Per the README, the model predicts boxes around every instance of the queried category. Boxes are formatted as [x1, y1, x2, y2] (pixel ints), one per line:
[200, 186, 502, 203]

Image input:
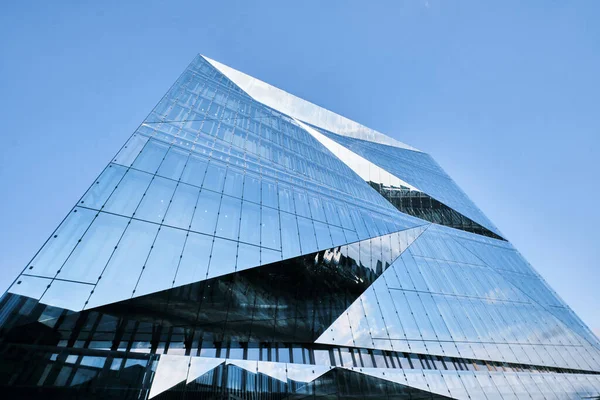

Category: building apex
[200, 54, 421, 152]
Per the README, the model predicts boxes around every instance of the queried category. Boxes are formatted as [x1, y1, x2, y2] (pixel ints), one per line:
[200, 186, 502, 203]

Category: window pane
[309, 194, 326, 222]
[314, 221, 333, 249]
[336, 203, 354, 230]
[330, 226, 346, 247]
[390, 290, 420, 340]
[293, 189, 311, 218]
[216, 195, 241, 240]
[202, 161, 227, 192]
[80, 164, 127, 210]
[173, 232, 212, 286]
[135, 176, 177, 223]
[223, 168, 244, 199]
[261, 248, 281, 265]
[313, 350, 331, 366]
[261, 206, 280, 250]
[239, 201, 261, 246]
[403, 254, 429, 292]
[347, 301, 372, 348]
[243, 173, 261, 204]
[157, 147, 188, 180]
[280, 212, 300, 259]
[40, 280, 92, 311]
[236, 242, 261, 272]
[114, 134, 148, 167]
[207, 238, 237, 278]
[190, 190, 221, 235]
[349, 208, 369, 239]
[60, 212, 129, 283]
[86, 220, 158, 308]
[343, 229, 359, 243]
[372, 280, 405, 341]
[28, 208, 97, 279]
[404, 291, 436, 341]
[132, 140, 169, 173]
[180, 154, 208, 187]
[261, 179, 278, 209]
[232, 127, 246, 148]
[135, 227, 186, 297]
[103, 169, 153, 217]
[163, 183, 199, 229]
[322, 198, 341, 226]
[8, 275, 52, 300]
[297, 216, 318, 254]
[278, 184, 294, 213]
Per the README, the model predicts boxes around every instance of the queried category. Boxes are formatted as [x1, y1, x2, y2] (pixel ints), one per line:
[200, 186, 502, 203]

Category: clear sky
[1, 1, 598, 337]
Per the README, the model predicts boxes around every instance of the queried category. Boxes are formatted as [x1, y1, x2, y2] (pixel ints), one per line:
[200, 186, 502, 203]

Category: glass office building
[1, 55, 599, 399]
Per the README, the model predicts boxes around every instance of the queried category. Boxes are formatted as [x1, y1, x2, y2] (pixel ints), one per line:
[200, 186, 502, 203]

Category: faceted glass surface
[0, 54, 598, 399]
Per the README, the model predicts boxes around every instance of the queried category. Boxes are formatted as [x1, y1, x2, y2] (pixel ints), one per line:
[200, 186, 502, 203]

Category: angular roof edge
[201, 55, 420, 152]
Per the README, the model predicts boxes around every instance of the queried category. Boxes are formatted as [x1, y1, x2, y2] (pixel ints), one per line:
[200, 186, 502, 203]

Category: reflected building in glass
[1, 54, 599, 399]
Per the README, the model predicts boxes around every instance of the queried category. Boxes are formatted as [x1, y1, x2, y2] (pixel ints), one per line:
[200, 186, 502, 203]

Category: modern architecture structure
[1, 54, 599, 399]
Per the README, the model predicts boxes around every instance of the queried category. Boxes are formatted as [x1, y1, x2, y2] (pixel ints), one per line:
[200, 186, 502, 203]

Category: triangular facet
[149, 355, 189, 399]
[187, 357, 224, 383]
[316, 225, 428, 347]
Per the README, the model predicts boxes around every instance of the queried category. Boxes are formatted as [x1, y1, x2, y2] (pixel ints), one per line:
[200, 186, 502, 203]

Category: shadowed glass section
[314, 126, 502, 238]
[368, 181, 504, 240]
[1, 322, 598, 400]
[0, 344, 157, 399]
[0, 227, 424, 356]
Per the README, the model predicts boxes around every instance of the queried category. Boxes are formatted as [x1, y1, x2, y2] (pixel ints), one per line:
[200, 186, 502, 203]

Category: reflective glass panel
[135, 226, 186, 297]
[87, 219, 158, 307]
[297, 216, 318, 254]
[103, 169, 153, 217]
[157, 147, 188, 180]
[135, 176, 177, 223]
[261, 206, 280, 250]
[190, 190, 221, 234]
[28, 208, 97, 279]
[216, 195, 242, 240]
[173, 231, 212, 286]
[59, 212, 129, 283]
[132, 140, 169, 173]
[80, 164, 127, 210]
[207, 238, 237, 278]
[163, 183, 200, 229]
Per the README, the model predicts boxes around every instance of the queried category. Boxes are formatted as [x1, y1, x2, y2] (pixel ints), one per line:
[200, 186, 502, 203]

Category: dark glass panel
[368, 181, 505, 240]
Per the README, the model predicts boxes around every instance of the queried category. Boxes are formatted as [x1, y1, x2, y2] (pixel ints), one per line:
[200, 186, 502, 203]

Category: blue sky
[1, 1, 598, 336]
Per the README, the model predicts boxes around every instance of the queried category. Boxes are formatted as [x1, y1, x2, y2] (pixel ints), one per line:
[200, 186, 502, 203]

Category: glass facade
[0, 54, 598, 399]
